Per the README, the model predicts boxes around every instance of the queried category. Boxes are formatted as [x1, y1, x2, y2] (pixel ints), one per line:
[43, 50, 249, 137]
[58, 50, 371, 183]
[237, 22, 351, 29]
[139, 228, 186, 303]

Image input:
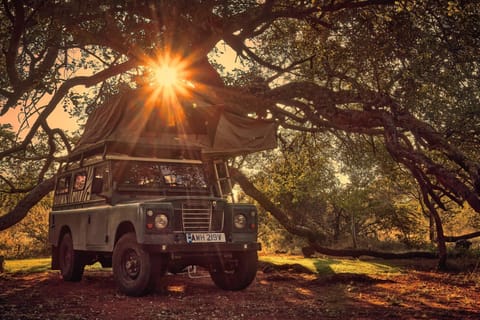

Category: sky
[0, 42, 240, 136]
[1, 102, 79, 134]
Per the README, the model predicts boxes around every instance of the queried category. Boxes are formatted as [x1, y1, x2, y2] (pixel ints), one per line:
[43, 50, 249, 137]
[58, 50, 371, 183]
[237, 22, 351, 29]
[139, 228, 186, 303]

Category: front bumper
[144, 241, 261, 254]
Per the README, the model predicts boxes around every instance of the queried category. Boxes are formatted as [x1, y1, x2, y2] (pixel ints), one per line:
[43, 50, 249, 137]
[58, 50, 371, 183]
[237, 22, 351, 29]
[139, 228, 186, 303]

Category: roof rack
[65, 139, 203, 166]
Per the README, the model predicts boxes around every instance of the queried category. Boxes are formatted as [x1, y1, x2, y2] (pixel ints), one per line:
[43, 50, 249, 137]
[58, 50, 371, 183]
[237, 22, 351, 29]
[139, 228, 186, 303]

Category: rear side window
[55, 175, 71, 194]
[73, 172, 87, 191]
[94, 164, 110, 193]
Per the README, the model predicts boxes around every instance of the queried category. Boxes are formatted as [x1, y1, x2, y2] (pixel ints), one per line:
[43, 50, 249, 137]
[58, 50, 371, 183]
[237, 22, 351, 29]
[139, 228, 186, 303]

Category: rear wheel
[210, 251, 258, 291]
[113, 232, 154, 296]
[58, 233, 84, 282]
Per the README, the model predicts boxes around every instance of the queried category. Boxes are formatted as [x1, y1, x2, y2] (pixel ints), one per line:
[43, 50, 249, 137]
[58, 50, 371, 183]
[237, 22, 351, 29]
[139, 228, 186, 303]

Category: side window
[73, 172, 87, 191]
[55, 175, 71, 195]
[94, 164, 110, 193]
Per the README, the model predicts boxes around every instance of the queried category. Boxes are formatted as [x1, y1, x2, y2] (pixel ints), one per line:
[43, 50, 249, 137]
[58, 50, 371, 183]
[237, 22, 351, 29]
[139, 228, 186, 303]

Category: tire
[210, 251, 258, 291]
[112, 232, 153, 296]
[58, 233, 85, 282]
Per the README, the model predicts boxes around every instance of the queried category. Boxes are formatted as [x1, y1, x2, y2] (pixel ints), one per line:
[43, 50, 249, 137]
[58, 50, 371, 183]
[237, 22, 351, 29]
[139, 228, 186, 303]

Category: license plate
[186, 233, 226, 243]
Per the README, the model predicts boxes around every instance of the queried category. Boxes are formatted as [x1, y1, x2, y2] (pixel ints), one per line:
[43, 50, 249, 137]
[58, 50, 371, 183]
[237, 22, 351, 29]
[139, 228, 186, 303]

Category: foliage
[251, 131, 430, 253]
[260, 255, 401, 275]
[258, 210, 309, 254]
[334, 135, 430, 248]
[0, 193, 51, 259]
[0, 124, 53, 258]
[250, 131, 335, 252]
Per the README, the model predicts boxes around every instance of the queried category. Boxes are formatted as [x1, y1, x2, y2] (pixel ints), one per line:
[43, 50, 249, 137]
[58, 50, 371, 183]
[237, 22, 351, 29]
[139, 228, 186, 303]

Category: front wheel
[210, 251, 258, 291]
[112, 232, 153, 296]
[58, 233, 85, 282]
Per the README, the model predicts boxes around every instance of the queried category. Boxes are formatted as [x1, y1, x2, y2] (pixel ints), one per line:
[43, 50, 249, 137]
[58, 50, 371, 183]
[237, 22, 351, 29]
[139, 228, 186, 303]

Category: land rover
[49, 142, 260, 296]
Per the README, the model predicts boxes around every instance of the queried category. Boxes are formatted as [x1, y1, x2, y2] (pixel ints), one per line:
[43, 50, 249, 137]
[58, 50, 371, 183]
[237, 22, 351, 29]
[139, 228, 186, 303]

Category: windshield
[115, 161, 207, 189]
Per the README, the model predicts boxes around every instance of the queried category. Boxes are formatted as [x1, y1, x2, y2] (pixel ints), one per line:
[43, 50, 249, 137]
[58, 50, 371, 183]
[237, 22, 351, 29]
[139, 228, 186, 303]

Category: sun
[152, 64, 180, 88]
[147, 53, 192, 93]
[143, 54, 193, 127]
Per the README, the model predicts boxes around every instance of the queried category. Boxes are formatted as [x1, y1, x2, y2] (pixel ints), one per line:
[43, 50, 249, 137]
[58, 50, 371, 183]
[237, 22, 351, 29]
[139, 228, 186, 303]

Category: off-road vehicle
[49, 89, 275, 296]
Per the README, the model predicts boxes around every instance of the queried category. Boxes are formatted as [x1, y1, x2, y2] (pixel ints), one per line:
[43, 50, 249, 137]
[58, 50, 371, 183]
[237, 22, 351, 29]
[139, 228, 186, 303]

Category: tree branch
[230, 166, 323, 241]
[5, 0, 24, 88]
[444, 231, 480, 243]
[0, 58, 137, 159]
[0, 177, 55, 231]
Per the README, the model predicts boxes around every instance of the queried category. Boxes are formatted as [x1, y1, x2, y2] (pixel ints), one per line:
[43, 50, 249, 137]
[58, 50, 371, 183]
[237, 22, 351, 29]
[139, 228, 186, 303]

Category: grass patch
[5, 255, 401, 276]
[3, 258, 108, 275]
[4, 257, 51, 274]
[85, 262, 111, 271]
[260, 255, 401, 275]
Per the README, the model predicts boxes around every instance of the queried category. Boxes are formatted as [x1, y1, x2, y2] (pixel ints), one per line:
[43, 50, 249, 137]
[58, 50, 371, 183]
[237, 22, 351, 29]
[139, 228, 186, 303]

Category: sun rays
[143, 53, 193, 128]
[152, 63, 180, 88]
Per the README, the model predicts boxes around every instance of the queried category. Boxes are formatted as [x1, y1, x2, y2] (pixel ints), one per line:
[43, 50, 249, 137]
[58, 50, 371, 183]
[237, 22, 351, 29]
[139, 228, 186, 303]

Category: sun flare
[153, 64, 180, 88]
[144, 54, 193, 128]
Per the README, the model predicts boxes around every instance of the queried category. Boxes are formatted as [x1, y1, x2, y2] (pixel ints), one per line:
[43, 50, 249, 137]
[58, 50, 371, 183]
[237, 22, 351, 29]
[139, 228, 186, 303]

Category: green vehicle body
[49, 144, 260, 296]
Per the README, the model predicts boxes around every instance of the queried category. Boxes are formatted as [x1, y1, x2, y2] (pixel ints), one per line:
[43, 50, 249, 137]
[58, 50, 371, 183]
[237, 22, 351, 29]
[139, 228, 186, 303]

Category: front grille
[181, 203, 212, 232]
[172, 200, 224, 232]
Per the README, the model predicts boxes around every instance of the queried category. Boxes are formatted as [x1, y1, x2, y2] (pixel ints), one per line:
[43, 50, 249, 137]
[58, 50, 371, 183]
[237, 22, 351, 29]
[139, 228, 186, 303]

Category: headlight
[234, 213, 247, 229]
[154, 214, 169, 229]
[146, 209, 154, 217]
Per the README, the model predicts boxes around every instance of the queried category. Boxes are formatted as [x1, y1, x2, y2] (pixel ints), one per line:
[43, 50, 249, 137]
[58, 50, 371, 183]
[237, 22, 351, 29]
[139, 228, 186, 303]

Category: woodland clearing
[1, 257, 479, 319]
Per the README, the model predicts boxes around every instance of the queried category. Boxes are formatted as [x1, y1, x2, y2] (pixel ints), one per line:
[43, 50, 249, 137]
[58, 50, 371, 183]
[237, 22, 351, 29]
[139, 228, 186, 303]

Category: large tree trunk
[351, 211, 358, 249]
[418, 182, 448, 269]
[307, 242, 436, 259]
[332, 206, 342, 242]
[444, 231, 480, 242]
[429, 212, 435, 243]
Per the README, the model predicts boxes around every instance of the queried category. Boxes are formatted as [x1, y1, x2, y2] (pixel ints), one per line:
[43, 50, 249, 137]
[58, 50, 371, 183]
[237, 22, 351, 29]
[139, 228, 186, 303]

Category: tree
[0, 192, 51, 258]
[1, 0, 479, 268]
[248, 131, 427, 253]
[249, 131, 336, 252]
[233, 129, 432, 252]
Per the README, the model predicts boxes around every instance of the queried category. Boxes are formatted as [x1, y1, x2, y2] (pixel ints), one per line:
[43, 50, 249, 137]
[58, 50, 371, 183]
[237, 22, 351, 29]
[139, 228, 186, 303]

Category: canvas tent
[74, 87, 276, 158]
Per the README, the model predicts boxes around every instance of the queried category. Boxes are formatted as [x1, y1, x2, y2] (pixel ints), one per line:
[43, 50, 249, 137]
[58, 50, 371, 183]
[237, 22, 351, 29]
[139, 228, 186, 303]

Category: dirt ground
[1, 259, 479, 320]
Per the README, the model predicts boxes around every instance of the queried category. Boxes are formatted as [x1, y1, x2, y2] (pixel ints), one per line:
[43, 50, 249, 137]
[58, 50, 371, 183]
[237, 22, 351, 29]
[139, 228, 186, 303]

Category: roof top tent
[71, 87, 277, 162]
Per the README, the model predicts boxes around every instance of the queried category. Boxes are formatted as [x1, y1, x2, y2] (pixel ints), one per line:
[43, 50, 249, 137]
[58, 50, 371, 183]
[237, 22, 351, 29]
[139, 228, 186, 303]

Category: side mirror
[91, 177, 104, 194]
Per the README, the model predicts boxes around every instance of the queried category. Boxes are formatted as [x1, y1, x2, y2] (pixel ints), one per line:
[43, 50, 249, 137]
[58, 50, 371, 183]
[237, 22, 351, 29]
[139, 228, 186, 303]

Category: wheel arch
[114, 221, 136, 245]
[58, 226, 72, 245]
